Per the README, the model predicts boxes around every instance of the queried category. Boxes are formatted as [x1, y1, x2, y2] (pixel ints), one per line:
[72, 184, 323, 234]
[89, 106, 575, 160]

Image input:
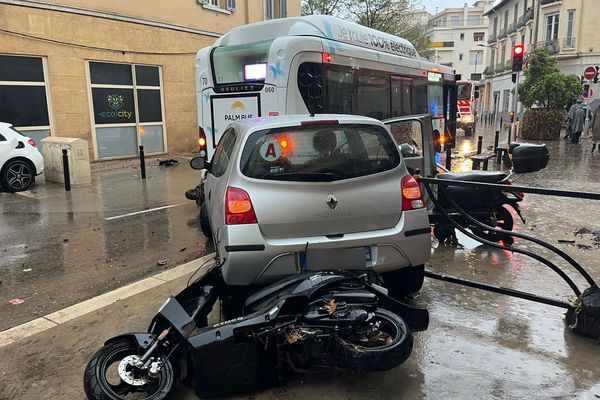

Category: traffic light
[512, 45, 524, 72]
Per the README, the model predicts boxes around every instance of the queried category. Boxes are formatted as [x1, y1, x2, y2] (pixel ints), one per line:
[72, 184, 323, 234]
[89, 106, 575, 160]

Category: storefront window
[88, 62, 165, 159]
[0, 55, 52, 146]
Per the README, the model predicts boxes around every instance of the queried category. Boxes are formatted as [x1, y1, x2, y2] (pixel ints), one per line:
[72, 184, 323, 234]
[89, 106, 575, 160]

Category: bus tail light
[226, 187, 257, 225]
[198, 127, 207, 157]
[322, 53, 333, 63]
[401, 175, 425, 210]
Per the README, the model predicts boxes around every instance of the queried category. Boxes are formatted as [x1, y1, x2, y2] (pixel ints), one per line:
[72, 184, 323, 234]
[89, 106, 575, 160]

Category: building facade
[0, 0, 300, 160]
[482, 0, 600, 119]
[428, 1, 494, 82]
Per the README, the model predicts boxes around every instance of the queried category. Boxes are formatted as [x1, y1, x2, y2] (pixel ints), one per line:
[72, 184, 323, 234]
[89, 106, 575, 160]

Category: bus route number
[264, 86, 276, 93]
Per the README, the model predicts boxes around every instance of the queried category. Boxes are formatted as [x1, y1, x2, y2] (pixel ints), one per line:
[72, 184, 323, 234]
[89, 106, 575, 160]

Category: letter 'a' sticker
[259, 141, 282, 161]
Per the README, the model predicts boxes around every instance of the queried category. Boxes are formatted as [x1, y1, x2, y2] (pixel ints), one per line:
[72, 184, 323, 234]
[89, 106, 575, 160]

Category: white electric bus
[195, 15, 458, 159]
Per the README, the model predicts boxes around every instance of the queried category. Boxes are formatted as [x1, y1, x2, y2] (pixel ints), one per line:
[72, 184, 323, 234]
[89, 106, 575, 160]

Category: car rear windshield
[240, 124, 400, 182]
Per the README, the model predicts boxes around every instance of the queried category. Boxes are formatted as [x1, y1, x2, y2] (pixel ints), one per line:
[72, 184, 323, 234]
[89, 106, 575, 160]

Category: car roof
[0, 122, 13, 128]
[230, 114, 386, 134]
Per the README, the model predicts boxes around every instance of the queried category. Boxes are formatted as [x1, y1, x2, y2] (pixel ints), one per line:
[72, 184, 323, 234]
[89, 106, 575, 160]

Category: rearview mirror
[190, 156, 206, 170]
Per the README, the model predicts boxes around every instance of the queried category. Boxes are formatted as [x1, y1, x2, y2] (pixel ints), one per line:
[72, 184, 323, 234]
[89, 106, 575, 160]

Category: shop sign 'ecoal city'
[92, 89, 135, 124]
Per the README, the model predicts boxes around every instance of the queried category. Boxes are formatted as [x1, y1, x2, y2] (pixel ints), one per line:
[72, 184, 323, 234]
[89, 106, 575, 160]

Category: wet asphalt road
[0, 160, 210, 331]
[1, 128, 600, 399]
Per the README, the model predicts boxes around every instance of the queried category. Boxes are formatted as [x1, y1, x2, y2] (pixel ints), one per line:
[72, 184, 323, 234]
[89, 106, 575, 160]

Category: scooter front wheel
[472, 206, 515, 245]
[83, 339, 174, 400]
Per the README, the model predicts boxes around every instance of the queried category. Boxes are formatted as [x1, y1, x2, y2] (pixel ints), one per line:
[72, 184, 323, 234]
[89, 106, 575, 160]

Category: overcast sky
[420, 0, 498, 14]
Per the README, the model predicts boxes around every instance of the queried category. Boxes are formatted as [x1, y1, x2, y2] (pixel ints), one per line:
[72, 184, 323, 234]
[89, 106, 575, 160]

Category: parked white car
[0, 122, 44, 192]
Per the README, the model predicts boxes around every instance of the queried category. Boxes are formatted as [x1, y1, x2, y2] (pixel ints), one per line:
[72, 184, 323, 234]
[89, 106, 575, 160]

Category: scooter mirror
[190, 156, 206, 170]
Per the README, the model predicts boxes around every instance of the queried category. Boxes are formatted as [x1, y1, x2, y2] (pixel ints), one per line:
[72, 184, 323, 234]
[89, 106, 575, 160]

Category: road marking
[0, 254, 216, 348]
[104, 203, 185, 221]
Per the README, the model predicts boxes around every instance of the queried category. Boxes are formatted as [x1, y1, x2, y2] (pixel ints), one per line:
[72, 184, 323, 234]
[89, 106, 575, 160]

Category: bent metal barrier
[419, 177, 600, 340]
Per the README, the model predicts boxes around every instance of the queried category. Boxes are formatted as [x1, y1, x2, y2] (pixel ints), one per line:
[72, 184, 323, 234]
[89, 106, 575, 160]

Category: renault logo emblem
[326, 193, 338, 210]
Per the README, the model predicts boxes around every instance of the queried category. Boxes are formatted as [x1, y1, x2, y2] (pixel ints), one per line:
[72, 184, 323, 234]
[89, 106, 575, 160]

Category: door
[383, 115, 435, 178]
[204, 127, 238, 236]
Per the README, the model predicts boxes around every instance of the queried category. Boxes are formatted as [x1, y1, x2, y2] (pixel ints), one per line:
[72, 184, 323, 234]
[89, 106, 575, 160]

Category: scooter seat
[438, 171, 508, 183]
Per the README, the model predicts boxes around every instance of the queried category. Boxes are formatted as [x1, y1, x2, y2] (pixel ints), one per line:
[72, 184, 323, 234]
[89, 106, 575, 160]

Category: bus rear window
[240, 124, 400, 182]
[211, 40, 273, 85]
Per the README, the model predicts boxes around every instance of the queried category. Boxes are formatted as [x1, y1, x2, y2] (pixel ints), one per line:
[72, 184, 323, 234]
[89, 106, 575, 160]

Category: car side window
[0, 133, 6, 141]
[388, 120, 423, 158]
[211, 128, 237, 177]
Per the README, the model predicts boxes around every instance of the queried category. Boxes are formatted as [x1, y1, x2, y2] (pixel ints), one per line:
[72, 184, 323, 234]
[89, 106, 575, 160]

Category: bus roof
[215, 15, 419, 60]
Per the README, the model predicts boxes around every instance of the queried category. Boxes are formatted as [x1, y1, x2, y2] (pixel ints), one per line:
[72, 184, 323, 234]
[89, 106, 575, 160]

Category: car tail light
[401, 175, 425, 210]
[300, 120, 339, 126]
[27, 138, 37, 147]
[226, 187, 257, 225]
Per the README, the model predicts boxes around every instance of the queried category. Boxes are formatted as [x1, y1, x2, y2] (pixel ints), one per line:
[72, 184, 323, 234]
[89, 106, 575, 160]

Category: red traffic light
[514, 45, 524, 55]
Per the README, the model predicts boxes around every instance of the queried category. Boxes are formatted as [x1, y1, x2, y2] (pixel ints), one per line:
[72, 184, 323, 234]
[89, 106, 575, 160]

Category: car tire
[382, 264, 425, 299]
[0, 159, 35, 193]
[199, 203, 212, 239]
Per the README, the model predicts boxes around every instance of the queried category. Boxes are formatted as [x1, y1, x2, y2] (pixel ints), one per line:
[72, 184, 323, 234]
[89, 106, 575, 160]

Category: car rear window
[240, 124, 400, 182]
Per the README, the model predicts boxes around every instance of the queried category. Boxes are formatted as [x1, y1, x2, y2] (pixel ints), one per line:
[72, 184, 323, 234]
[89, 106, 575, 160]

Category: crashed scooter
[83, 263, 428, 399]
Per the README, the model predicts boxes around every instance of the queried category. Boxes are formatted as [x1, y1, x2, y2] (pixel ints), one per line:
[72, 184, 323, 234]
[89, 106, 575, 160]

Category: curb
[0, 253, 216, 348]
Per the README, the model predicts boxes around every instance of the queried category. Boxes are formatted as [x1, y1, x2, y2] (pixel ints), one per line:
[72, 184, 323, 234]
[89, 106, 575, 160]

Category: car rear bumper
[218, 209, 431, 286]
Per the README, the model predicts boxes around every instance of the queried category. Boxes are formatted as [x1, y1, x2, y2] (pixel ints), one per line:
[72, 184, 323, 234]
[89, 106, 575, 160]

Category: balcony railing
[535, 39, 561, 54]
[524, 7, 534, 23]
[508, 22, 517, 34]
[505, 60, 513, 70]
[541, 0, 560, 5]
[428, 18, 485, 28]
[488, 33, 497, 44]
[483, 66, 494, 76]
[498, 27, 508, 39]
[496, 63, 506, 73]
[563, 37, 576, 49]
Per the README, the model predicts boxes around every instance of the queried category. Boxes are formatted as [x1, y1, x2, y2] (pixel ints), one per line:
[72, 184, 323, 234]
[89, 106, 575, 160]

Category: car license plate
[299, 247, 368, 270]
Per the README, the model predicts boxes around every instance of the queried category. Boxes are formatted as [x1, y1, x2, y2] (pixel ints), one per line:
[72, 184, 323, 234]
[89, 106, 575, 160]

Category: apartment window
[467, 15, 480, 25]
[210, 0, 218, 5]
[0, 55, 52, 146]
[514, 2, 519, 23]
[493, 17, 498, 35]
[265, 0, 273, 19]
[265, 0, 286, 19]
[474, 32, 485, 42]
[469, 51, 483, 65]
[504, 10, 509, 29]
[502, 89, 510, 112]
[566, 10, 575, 47]
[459, 53, 464, 61]
[523, 0, 528, 15]
[460, 33, 465, 40]
[521, 34, 526, 45]
[501, 43, 506, 63]
[88, 62, 166, 159]
[546, 14, 559, 41]
[490, 49, 496, 65]
[450, 15, 460, 26]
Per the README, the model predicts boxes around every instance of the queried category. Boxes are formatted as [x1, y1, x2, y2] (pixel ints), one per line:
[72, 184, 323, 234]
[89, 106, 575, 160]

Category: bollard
[476, 136, 483, 154]
[507, 125, 512, 144]
[139, 145, 146, 179]
[499, 117, 503, 133]
[62, 148, 71, 192]
[494, 130, 500, 149]
[445, 146, 452, 170]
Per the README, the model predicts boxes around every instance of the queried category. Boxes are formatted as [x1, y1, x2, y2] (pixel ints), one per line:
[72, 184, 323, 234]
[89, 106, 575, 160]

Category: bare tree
[301, 0, 342, 16]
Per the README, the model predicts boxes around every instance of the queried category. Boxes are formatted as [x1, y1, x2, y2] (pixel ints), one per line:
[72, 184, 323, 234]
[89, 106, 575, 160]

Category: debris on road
[157, 260, 168, 266]
[558, 239, 576, 244]
[180, 247, 187, 252]
[158, 159, 179, 167]
[23, 268, 32, 272]
[9, 299, 25, 305]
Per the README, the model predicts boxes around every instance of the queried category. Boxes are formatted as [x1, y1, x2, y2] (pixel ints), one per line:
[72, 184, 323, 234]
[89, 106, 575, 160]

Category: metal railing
[488, 33, 497, 44]
[498, 27, 508, 39]
[535, 39, 561, 54]
[524, 7, 534, 23]
[516, 15, 525, 29]
[483, 66, 494, 76]
[429, 18, 485, 28]
[563, 37, 576, 49]
[508, 22, 517, 34]
[541, 0, 560, 5]
[505, 59, 513, 69]
[496, 63, 506, 73]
